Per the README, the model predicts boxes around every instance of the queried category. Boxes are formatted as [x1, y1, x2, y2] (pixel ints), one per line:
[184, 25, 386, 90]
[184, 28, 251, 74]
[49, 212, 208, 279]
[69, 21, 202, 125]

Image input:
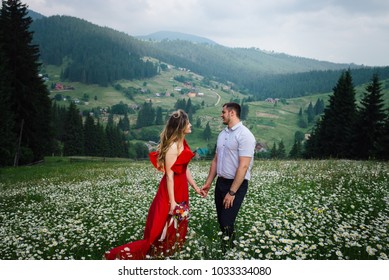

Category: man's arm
[223, 156, 251, 209]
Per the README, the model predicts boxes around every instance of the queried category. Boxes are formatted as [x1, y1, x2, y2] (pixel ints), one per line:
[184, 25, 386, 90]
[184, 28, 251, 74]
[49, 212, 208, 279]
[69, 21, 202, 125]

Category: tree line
[51, 97, 216, 160]
[31, 15, 159, 86]
[52, 102, 149, 159]
[304, 71, 389, 160]
[255, 71, 389, 160]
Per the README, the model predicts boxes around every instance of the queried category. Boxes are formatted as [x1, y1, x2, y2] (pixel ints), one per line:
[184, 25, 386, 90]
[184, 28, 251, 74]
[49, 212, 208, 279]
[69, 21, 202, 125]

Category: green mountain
[30, 15, 389, 100]
[28, 13, 389, 152]
[137, 31, 218, 45]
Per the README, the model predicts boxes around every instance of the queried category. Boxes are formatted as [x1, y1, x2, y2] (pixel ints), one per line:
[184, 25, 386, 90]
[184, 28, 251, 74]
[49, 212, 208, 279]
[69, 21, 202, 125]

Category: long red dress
[104, 140, 194, 260]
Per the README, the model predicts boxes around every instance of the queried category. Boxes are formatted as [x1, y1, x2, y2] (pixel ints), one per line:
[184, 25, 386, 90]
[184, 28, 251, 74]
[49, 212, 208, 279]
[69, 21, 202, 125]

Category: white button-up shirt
[216, 121, 256, 180]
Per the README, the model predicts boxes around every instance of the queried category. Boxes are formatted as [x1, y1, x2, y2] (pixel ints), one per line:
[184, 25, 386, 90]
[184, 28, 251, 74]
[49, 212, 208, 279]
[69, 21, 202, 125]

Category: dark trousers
[215, 177, 248, 246]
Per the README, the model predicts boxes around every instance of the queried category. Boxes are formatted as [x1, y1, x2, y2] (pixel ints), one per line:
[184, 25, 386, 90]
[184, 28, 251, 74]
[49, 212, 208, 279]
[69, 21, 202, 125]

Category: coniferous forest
[1, 0, 389, 167]
[304, 71, 389, 160]
[31, 15, 159, 86]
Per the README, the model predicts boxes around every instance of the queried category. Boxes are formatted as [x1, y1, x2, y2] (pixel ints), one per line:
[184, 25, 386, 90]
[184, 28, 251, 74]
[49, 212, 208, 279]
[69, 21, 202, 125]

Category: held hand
[223, 193, 235, 209]
[193, 186, 202, 196]
[169, 201, 178, 215]
[200, 184, 210, 198]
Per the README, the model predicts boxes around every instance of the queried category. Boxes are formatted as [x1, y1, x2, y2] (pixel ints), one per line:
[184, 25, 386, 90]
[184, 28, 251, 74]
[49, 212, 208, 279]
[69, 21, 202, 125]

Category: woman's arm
[201, 153, 218, 197]
[186, 168, 201, 195]
[165, 143, 179, 214]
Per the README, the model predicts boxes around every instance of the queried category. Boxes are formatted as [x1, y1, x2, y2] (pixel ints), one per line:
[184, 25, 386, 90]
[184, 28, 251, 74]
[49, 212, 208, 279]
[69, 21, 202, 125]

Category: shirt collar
[225, 121, 242, 132]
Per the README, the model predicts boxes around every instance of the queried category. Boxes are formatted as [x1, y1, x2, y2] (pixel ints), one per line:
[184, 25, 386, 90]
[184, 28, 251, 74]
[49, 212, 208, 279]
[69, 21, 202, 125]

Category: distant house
[146, 141, 159, 151]
[265, 98, 279, 104]
[255, 142, 267, 153]
[54, 83, 75, 91]
[187, 92, 197, 98]
[54, 83, 64, 90]
[194, 147, 209, 159]
[198, 92, 204, 96]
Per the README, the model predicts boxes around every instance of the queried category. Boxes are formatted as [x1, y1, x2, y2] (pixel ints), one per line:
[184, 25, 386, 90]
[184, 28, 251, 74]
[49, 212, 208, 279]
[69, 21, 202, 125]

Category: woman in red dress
[104, 109, 201, 260]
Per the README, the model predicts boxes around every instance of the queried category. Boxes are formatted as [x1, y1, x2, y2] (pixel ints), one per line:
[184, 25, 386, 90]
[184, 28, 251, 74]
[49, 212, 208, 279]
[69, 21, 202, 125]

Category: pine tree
[294, 131, 305, 143]
[63, 102, 84, 156]
[195, 117, 201, 128]
[175, 98, 186, 111]
[155, 107, 163, 125]
[50, 102, 67, 156]
[96, 120, 109, 157]
[185, 98, 193, 115]
[277, 140, 286, 159]
[304, 121, 321, 158]
[297, 106, 307, 128]
[314, 98, 325, 115]
[84, 114, 98, 156]
[289, 140, 302, 159]
[51, 102, 67, 141]
[134, 142, 148, 159]
[105, 121, 127, 158]
[352, 74, 386, 159]
[136, 101, 155, 128]
[240, 101, 249, 120]
[374, 110, 389, 160]
[306, 70, 356, 158]
[0, 45, 15, 166]
[1, 0, 53, 164]
[307, 102, 315, 123]
[203, 122, 212, 141]
[118, 113, 130, 131]
[270, 142, 277, 159]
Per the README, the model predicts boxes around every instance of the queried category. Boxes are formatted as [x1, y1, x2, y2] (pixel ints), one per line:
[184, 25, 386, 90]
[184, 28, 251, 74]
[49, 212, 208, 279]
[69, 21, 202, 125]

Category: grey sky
[26, 0, 389, 66]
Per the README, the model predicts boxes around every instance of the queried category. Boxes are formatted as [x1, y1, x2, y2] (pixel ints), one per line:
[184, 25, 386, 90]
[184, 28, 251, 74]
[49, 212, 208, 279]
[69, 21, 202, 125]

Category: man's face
[221, 106, 232, 125]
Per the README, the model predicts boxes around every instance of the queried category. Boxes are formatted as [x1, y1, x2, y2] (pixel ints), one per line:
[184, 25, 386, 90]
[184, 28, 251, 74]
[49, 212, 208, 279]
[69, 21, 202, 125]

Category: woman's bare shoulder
[166, 142, 179, 155]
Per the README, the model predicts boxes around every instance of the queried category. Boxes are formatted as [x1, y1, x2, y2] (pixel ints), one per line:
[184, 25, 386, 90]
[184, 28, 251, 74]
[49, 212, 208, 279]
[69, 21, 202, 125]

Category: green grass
[1, 158, 388, 260]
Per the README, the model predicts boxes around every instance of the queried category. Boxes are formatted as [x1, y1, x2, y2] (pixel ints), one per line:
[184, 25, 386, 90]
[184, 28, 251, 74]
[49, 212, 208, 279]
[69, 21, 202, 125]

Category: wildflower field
[0, 158, 388, 260]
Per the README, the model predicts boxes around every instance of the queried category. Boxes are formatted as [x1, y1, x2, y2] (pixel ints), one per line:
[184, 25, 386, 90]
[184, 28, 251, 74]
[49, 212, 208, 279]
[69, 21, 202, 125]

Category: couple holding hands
[105, 102, 256, 260]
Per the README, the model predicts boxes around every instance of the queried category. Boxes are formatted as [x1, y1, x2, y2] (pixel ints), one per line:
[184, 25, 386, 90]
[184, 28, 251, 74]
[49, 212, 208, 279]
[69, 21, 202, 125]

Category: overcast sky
[26, 0, 389, 66]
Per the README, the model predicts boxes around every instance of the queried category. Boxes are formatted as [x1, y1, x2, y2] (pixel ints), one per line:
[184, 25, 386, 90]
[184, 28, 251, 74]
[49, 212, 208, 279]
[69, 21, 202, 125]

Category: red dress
[104, 140, 194, 260]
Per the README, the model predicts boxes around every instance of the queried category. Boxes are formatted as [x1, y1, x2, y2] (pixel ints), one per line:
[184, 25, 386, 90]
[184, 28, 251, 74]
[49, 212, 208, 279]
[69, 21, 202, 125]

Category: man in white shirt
[201, 102, 256, 252]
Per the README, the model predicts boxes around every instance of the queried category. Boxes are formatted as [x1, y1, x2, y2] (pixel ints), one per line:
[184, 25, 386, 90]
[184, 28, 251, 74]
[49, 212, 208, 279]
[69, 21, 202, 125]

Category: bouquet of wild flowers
[173, 201, 190, 221]
[159, 202, 189, 242]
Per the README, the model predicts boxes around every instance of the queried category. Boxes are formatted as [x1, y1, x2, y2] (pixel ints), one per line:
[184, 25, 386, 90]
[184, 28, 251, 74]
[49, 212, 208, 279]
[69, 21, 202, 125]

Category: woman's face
[184, 121, 192, 134]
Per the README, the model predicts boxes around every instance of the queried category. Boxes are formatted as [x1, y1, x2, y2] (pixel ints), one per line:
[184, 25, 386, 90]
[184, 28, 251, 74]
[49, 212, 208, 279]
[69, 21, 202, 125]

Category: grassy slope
[45, 64, 389, 153]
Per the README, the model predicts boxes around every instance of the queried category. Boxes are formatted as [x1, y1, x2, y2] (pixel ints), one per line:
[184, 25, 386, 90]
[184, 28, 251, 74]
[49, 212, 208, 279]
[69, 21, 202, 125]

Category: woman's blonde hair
[156, 109, 189, 170]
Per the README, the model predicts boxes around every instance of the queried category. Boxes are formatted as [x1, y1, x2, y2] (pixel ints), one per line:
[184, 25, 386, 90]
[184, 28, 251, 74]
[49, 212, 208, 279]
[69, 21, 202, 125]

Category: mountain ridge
[30, 13, 389, 100]
[28, 9, 359, 69]
[136, 30, 218, 45]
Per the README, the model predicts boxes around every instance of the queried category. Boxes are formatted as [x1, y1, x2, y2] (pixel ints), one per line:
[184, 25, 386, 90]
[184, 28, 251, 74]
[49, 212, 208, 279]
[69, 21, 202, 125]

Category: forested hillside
[145, 40, 389, 99]
[31, 16, 158, 86]
[31, 15, 389, 99]
[137, 31, 218, 45]
[1, 3, 388, 168]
